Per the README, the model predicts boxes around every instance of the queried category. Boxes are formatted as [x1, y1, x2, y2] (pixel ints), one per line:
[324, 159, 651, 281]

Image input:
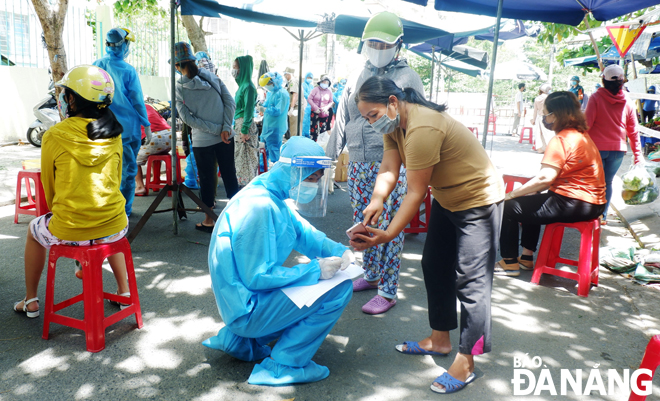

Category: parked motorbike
[27, 78, 60, 147]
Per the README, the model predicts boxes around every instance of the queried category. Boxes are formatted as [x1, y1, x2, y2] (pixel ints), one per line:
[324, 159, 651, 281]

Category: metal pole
[584, 16, 604, 72]
[429, 45, 435, 100]
[297, 30, 304, 136]
[436, 53, 443, 103]
[482, 0, 503, 148]
[170, 0, 179, 234]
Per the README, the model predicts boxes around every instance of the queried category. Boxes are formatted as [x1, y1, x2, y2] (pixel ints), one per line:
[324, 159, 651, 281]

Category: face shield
[286, 156, 332, 217]
[362, 40, 398, 68]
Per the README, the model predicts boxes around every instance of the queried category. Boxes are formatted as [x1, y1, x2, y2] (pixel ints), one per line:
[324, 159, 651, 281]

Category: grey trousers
[421, 199, 503, 355]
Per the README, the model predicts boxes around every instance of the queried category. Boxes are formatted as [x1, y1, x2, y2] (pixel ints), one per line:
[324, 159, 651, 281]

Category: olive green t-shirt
[383, 104, 504, 212]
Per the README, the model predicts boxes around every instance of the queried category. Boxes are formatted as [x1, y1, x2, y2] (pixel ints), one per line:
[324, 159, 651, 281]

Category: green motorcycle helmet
[362, 11, 404, 44]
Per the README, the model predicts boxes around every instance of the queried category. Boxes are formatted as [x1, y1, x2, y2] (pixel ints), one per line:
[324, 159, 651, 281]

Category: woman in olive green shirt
[351, 76, 504, 394]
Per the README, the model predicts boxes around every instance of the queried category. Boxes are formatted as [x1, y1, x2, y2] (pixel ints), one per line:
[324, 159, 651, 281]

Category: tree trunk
[181, 15, 208, 53]
[31, 0, 68, 83]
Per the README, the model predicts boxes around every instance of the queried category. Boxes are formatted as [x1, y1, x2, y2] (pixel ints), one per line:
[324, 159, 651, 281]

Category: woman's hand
[362, 199, 384, 226]
[349, 226, 390, 251]
[240, 133, 250, 143]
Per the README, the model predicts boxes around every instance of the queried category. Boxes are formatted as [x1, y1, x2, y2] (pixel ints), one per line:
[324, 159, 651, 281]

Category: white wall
[0, 66, 171, 143]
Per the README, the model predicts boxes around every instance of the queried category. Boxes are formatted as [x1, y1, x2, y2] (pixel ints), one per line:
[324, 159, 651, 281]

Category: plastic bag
[623, 184, 659, 205]
[599, 246, 638, 273]
[644, 160, 660, 177]
[317, 131, 330, 150]
[633, 263, 660, 283]
[622, 164, 654, 191]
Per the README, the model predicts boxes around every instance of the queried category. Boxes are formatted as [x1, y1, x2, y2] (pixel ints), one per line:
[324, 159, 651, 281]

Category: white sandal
[14, 297, 39, 318]
[108, 292, 131, 310]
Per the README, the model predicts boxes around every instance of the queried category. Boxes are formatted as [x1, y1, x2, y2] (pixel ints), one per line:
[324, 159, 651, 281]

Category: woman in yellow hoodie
[14, 65, 130, 318]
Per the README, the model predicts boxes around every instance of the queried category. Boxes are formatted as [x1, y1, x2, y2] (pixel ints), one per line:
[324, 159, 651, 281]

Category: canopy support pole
[126, 0, 216, 243]
[584, 16, 604, 71]
[436, 53, 443, 103]
[481, 0, 503, 148]
[429, 45, 435, 100]
[284, 28, 322, 136]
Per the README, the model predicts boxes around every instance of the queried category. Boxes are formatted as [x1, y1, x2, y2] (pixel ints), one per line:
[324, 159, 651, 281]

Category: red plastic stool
[519, 127, 533, 144]
[259, 148, 269, 174]
[404, 187, 433, 234]
[144, 155, 182, 196]
[15, 169, 49, 224]
[468, 127, 479, 139]
[531, 219, 600, 297]
[488, 114, 497, 135]
[502, 174, 532, 193]
[42, 238, 143, 352]
[630, 335, 660, 400]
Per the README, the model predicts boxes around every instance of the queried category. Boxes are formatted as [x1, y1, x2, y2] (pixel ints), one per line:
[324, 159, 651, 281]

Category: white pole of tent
[481, 0, 503, 148]
[170, 0, 179, 234]
[436, 52, 443, 103]
[583, 16, 604, 72]
[429, 45, 435, 100]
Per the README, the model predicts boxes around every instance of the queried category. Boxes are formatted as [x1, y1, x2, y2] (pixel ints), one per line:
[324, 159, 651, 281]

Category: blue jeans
[599, 150, 625, 219]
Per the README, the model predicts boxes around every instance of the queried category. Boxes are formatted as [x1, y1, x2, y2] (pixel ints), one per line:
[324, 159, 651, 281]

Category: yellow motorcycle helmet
[259, 73, 272, 87]
[56, 65, 115, 104]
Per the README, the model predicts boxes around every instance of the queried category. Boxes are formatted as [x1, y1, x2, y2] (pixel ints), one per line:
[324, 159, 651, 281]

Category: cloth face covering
[58, 92, 69, 120]
[363, 45, 397, 68]
[290, 181, 318, 204]
[370, 106, 399, 134]
[231, 69, 239, 78]
[542, 115, 554, 131]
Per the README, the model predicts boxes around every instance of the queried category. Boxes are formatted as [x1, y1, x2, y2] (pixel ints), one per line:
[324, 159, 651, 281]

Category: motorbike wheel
[26, 125, 45, 147]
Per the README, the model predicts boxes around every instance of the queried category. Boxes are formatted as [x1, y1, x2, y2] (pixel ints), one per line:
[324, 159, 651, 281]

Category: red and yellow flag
[607, 25, 646, 58]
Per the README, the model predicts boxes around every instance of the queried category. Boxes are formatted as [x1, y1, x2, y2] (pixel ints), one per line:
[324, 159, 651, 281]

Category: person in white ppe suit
[203, 136, 355, 386]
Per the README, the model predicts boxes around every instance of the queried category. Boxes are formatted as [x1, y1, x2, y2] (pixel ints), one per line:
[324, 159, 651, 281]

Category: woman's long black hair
[65, 88, 123, 140]
[355, 75, 447, 113]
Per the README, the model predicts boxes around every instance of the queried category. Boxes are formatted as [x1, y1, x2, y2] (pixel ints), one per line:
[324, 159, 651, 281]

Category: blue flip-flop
[430, 372, 476, 394]
[395, 341, 448, 356]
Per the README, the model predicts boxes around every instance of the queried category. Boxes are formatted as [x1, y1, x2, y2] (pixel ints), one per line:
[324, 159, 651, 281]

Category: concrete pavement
[0, 136, 659, 400]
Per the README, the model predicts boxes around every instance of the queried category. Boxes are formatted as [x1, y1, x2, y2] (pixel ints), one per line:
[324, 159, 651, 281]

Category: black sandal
[195, 223, 214, 233]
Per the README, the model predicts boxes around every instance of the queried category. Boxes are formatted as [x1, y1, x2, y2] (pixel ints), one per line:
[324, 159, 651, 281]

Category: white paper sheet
[281, 263, 363, 308]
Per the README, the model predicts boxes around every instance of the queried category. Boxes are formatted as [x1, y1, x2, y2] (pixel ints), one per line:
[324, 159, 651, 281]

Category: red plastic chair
[14, 169, 50, 224]
[630, 335, 660, 400]
[144, 155, 183, 196]
[519, 127, 533, 144]
[404, 187, 433, 234]
[468, 127, 479, 139]
[502, 174, 532, 194]
[42, 238, 143, 353]
[488, 114, 497, 135]
[531, 219, 600, 297]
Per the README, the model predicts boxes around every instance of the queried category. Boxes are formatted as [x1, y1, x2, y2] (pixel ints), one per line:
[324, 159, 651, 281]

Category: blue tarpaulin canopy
[409, 49, 483, 77]
[408, 43, 488, 69]
[563, 46, 623, 67]
[399, 0, 660, 26]
[181, 0, 317, 27]
[328, 14, 453, 44]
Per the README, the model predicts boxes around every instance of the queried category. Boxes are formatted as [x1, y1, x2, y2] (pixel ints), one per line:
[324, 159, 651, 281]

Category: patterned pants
[309, 112, 330, 142]
[348, 161, 407, 299]
[234, 117, 259, 187]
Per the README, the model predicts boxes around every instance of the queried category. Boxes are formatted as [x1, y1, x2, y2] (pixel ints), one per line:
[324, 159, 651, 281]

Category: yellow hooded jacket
[41, 117, 127, 241]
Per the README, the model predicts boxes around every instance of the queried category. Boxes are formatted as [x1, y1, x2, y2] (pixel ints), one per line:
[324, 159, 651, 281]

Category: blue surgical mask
[58, 92, 69, 119]
[571, 80, 578, 86]
[306, 78, 313, 83]
[320, 83, 329, 89]
[370, 105, 400, 135]
[290, 181, 318, 204]
[265, 84, 274, 92]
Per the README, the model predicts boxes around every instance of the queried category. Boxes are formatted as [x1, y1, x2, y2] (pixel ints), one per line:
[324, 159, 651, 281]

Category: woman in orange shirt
[496, 91, 606, 277]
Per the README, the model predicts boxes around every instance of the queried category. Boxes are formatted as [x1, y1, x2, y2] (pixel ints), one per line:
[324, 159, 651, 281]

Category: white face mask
[320, 83, 329, 89]
[363, 46, 397, 68]
[231, 69, 239, 78]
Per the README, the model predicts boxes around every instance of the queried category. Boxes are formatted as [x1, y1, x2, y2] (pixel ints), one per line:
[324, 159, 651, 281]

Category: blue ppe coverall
[261, 72, 289, 163]
[203, 136, 352, 386]
[184, 151, 199, 189]
[302, 72, 314, 138]
[93, 39, 150, 217]
[332, 81, 345, 114]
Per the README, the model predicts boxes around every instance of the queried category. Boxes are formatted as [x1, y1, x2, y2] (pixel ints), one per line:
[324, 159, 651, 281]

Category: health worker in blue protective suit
[93, 27, 151, 217]
[203, 136, 355, 386]
[259, 72, 289, 163]
[332, 78, 346, 114]
[302, 72, 314, 138]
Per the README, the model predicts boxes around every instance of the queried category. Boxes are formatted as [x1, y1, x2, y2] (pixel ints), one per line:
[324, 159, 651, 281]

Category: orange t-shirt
[542, 129, 606, 205]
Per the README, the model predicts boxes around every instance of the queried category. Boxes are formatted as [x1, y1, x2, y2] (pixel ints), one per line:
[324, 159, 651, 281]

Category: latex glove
[318, 256, 342, 280]
[340, 250, 355, 270]
[143, 126, 152, 146]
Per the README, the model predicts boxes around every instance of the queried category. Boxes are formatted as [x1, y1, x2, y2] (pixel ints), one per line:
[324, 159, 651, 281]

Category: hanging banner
[607, 25, 647, 58]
